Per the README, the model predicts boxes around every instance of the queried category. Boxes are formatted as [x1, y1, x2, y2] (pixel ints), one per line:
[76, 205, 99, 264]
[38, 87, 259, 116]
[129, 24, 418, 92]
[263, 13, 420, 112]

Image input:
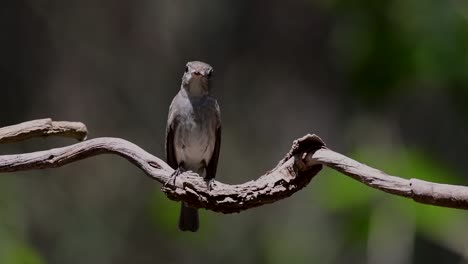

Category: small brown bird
[165, 61, 221, 232]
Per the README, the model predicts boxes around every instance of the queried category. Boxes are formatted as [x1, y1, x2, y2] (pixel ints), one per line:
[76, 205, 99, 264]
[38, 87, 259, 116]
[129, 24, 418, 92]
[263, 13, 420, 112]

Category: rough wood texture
[1, 119, 468, 212]
[0, 118, 87, 143]
[307, 148, 468, 209]
[0, 136, 323, 213]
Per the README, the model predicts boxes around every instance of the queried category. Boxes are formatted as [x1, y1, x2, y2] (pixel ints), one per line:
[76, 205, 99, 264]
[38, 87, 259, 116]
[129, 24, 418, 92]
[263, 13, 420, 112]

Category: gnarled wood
[0, 118, 87, 143]
[1, 119, 468, 212]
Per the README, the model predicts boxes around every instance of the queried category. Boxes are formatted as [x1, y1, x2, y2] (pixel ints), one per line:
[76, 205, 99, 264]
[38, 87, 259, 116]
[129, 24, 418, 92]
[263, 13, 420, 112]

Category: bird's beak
[191, 72, 204, 78]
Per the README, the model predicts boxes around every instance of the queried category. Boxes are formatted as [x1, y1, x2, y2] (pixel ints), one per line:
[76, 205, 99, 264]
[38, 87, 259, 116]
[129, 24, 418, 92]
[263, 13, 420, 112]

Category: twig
[0, 118, 87, 143]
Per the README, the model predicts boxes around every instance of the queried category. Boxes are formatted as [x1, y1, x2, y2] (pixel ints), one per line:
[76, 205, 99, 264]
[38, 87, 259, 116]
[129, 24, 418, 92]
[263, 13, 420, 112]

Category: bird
[165, 61, 221, 232]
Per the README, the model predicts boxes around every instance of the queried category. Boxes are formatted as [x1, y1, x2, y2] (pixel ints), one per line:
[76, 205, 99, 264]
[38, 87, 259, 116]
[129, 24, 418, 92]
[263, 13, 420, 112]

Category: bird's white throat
[186, 77, 209, 97]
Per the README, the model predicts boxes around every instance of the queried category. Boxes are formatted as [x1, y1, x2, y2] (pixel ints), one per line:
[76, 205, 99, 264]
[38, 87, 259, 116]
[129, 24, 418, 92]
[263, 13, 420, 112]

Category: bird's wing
[206, 125, 221, 180]
[165, 116, 179, 170]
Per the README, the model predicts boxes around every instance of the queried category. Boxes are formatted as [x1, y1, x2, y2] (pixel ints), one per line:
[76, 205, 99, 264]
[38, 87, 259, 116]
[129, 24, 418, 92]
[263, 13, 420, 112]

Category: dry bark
[1, 119, 468, 212]
[0, 118, 87, 143]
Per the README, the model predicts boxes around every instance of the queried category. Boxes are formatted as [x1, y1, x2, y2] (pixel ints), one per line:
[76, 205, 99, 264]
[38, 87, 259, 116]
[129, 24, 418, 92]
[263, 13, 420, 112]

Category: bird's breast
[174, 112, 216, 173]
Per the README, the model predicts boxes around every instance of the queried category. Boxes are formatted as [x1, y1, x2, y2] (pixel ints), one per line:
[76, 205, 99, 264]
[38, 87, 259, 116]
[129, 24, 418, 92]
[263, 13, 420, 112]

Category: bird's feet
[164, 167, 184, 187]
[206, 178, 216, 191]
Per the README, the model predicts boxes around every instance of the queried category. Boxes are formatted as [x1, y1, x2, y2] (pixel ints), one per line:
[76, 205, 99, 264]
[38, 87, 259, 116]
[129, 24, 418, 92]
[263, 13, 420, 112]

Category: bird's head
[181, 61, 213, 97]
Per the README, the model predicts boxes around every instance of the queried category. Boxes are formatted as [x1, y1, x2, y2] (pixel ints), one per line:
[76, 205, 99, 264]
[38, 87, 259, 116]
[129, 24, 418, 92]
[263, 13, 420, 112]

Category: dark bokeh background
[1, 0, 468, 263]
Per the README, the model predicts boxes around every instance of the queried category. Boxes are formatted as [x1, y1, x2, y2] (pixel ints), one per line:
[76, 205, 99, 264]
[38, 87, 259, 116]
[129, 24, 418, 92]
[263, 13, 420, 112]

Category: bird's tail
[178, 202, 199, 232]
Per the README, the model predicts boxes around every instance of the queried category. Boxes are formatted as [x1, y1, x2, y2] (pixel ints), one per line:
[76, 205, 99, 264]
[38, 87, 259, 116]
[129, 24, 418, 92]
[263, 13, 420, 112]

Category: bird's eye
[207, 69, 213, 78]
[185, 66, 189, 73]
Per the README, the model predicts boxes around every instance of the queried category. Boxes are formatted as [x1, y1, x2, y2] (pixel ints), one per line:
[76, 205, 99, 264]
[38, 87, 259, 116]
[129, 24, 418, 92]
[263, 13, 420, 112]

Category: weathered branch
[1, 119, 468, 212]
[305, 148, 468, 209]
[0, 118, 87, 143]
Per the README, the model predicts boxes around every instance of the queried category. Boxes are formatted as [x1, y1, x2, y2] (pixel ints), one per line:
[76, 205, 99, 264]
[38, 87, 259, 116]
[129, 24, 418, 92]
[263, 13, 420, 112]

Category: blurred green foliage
[1, 244, 44, 264]
[331, 0, 468, 105]
[0, 177, 44, 264]
[316, 143, 468, 262]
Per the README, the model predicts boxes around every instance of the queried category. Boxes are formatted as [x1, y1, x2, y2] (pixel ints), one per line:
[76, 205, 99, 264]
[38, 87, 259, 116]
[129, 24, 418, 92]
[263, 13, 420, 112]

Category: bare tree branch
[0, 118, 87, 143]
[306, 148, 468, 209]
[1, 119, 468, 212]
